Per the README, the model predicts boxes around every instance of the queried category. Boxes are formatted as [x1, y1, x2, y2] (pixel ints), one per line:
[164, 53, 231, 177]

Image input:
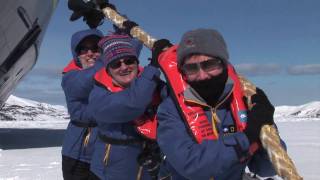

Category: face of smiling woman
[77, 36, 101, 69]
[107, 57, 139, 88]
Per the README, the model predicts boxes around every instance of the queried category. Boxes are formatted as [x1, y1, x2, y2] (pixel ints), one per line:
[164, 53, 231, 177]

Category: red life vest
[62, 59, 82, 74]
[158, 45, 249, 143]
[94, 67, 159, 140]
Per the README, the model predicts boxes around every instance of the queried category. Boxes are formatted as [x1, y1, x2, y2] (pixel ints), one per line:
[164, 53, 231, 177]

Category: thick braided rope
[101, 6, 302, 179]
[239, 76, 303, 180]
[101, 7, 156, 49]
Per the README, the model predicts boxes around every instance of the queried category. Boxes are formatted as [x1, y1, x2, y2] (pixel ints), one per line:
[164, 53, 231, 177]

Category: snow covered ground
[0, 96, 320, 179]
[0, 147, 62, 179]
[276, 121, 320, 180]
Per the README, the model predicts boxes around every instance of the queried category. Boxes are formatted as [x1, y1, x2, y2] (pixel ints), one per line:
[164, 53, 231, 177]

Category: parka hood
[71, 29, 103, 59]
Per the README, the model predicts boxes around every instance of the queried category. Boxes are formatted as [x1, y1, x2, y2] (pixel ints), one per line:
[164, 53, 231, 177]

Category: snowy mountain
[274, 101, 320, 122]
[0, 95, 319, 128]
[0, 95, 69, 129]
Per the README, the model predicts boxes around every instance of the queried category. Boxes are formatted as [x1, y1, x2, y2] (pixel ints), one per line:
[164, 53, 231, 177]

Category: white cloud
[234, 63, 282, 76]
[287, 64, 320, 75]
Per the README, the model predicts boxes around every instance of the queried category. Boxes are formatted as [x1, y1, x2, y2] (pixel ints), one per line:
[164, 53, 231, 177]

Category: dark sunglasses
[109, 58, 138, 69]
[77, 45, 100, 55]
[182, 58, 223, 75]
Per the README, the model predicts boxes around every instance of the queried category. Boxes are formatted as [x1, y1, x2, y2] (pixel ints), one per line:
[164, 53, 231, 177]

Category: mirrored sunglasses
[182, 58, 223, 75]
[77, 45, 100, 55]
[109, 58, 137, 69]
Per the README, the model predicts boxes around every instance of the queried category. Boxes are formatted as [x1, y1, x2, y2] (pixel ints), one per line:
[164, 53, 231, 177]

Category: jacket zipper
[210, 86, 234, 132]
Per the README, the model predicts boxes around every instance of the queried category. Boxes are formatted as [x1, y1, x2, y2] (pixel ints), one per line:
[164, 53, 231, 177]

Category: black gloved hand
[83, 10, 105, 28]
[150, 39, 173, 67]
[118, 20, 139, 35]
[68, 0, 96, 12]
[83, 2, 116, 28]
[68, 0, 116, 28]
[68, 0, 100, 20]
[137, 142, 162, 180]
[95, 0, 115, 9]
[244, 88, 275, 144]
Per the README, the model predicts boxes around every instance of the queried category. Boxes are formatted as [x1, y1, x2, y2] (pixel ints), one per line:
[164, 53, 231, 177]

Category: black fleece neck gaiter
[188, 67, 228, 107]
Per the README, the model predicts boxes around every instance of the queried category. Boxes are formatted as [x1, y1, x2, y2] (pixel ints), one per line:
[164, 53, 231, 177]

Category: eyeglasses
[77, 45, 100, 55]
[109, 58, 137, 69]
[182, 58, 223, 75]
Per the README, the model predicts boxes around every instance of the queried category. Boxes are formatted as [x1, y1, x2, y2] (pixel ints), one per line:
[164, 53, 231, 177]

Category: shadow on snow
[0, 128, 65, 150]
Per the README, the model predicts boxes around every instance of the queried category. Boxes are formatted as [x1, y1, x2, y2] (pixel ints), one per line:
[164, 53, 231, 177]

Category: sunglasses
[77, 45, 100, 55]
[109, 58, 138, 69]
[182, 58, 223, 75]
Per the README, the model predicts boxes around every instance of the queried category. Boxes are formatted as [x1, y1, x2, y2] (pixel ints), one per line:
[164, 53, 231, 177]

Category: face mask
[188, 67, 228, 106]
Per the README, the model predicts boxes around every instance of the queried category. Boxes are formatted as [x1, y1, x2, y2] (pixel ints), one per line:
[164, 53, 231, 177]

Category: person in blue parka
[155, 28, 286, 180]
[61, 28, 143, 180]
[86, 34, 164, 180]
[61, 29, 104, 180]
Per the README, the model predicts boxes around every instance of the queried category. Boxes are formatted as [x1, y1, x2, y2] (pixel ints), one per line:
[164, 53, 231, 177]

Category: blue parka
[157, 78, 284, 180]
[87, 65, 160, 180]
[61, 29, 144, 164]
[61, 29, 104, 163]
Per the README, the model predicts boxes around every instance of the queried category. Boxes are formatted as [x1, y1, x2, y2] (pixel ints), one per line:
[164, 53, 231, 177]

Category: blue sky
[13, 0, 320, 106]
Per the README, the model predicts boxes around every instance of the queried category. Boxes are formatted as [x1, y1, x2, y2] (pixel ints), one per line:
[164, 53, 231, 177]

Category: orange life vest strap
[62, 59, 82, 74]
[94, 68, 123, 92]
[227, 64, 248, 132]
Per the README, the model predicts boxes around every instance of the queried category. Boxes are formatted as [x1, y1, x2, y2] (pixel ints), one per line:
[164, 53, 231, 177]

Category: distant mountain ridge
[0, 96, 319, 127]
[0, 95, 69, 129]
[274, 101, 320, 122]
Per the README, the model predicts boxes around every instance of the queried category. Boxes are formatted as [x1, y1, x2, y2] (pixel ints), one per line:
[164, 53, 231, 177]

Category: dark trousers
[62, 155, 91, 180]
[88, 171, 101, 180]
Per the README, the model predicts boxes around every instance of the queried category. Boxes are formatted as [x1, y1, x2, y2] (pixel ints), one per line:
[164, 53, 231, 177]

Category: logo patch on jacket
[238, 110, 247, 123]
